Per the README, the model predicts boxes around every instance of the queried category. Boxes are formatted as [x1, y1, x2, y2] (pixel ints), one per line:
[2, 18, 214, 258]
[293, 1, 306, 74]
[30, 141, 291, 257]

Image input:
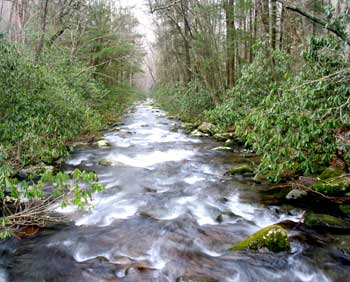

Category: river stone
[98, 159, 113, 166]
[286, 189, 308, 200]
[176, 276, 218, 282]
[304, 212, 350, 229]
[230, 225, 291, 253]
[191, 129, 209, 137]
[319, 167, 343, 180]
[198, 122, 216, 135]
[225, 165, 253, 175]
[96, 139, 111, 147]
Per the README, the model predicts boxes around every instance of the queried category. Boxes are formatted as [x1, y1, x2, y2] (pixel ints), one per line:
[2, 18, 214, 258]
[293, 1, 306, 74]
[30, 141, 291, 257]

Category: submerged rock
[286, 189, 308, 200]
[191, 129, 209, 138]
[98, 159, 113, 167]
[198, 122, 216, 135]
[96, 139, 111, 148]
[229, 225, 290, 253]
[225, 165, 253, 175]
[304, 212, 350, 229]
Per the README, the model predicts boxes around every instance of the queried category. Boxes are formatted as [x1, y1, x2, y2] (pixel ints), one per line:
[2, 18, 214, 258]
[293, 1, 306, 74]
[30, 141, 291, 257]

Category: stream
[1, 99, 350, 282]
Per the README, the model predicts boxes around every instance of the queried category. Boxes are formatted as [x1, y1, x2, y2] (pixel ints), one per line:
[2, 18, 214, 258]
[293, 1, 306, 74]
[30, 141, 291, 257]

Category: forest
[1, 0, 350, 281]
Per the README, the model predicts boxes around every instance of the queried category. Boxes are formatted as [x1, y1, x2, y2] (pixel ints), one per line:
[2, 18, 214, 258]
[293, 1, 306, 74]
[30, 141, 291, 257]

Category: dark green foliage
[207, 38, 350, 181]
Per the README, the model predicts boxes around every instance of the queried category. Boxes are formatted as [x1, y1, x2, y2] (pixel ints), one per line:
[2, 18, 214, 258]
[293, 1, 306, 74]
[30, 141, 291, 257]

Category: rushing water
[1, 100, 350, 282]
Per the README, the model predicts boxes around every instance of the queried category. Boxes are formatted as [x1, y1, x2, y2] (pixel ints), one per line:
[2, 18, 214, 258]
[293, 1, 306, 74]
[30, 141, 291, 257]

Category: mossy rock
[213, 133, 228, 142]
[286, 189, 308, 200]
[312, 176, 350, 195]
[304, 212, 350, 229]
[198, 122, 217, 135]
[229, 225, 290, 253]
[98, 159, 113, 167]
[319, 167, 343, 180]
[180, 122, 198, 132]
[225, 165, 253, 175]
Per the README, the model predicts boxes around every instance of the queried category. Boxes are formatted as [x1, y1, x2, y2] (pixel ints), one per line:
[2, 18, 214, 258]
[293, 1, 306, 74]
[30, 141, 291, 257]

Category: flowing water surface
[1, 100, 350, 282]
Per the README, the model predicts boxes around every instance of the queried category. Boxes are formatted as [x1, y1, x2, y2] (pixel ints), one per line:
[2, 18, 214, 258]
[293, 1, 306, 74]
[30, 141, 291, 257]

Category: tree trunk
[35, 0, 49, 64]
[224, 0, 235, 88]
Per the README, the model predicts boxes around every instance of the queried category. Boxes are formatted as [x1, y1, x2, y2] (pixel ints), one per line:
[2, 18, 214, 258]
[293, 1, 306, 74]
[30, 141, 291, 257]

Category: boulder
[225, 165, 253, 175]
[198, 122, 216, 135]
[304, 212, 350, 229]
[230, 225, 290, 253]
[213, 133, 228, 142]
[96, 139, 111, 148]
[191, 129, 209, 138]
[286, 189, 308, 200]
[216, 211, 237, 223]
[224, 139, 236, 147]
[98, 159, 113, 167]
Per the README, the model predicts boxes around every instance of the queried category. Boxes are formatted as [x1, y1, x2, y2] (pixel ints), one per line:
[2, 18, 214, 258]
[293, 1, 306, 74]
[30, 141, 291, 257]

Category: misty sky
[119, 0, 155, 43]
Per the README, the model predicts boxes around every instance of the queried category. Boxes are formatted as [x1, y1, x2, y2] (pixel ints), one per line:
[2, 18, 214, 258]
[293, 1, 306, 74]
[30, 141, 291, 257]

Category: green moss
[319, 167, 343, 180]
[229, 225, 290, 253]
[304, 213, 350, 228]
[312, 176, 350, 195]
[225, 165, 253, 175]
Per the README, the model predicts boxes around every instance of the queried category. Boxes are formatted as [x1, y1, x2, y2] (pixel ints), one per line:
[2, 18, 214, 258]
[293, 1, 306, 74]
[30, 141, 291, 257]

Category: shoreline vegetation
[0, 1, 143, 238]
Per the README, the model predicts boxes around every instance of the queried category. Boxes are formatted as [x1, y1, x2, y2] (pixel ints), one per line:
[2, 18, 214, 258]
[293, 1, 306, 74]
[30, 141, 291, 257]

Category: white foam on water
[107, 149, 195, 168]
[194, 239, 222, 257]
[226, 193, 302, 228]
[189, 201, 217, 226]
[66, 153, 92, 165]
[184, 175, 205, 184]
[289, 258, 331, 282]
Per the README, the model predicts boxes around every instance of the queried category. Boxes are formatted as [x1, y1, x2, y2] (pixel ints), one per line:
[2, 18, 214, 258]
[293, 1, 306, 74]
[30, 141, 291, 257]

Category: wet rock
[286, 189, 308, 200]
[18, 164, 54, 178]
[98, 159, 113, 167]
[168, 115, 177, 120]
[96, 139, 111, 148]
[216, 211, 237, 223]
[230, 225, 290, 253]
[180, 122, 198, 133]
[191, 129, 209, 138]
[176, 275, 218, 282]
[319, 167, 343, 180]
[225, 165, 253, 175]
[304, 212, 350, 229]
[224, 139, 237, 147]
[211, 146, 232, 151]
[299, 176, 317, 187]
[198, 122, 216, 135]
[312, 176, 350, 195]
